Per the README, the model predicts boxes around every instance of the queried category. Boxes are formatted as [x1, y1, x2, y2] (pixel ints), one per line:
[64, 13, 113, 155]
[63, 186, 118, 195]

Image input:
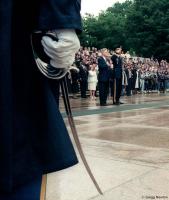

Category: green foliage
[80, 0, 169, 60]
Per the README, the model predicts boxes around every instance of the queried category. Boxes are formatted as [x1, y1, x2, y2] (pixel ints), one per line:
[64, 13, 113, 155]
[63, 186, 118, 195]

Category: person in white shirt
[88, 63, 98, 100]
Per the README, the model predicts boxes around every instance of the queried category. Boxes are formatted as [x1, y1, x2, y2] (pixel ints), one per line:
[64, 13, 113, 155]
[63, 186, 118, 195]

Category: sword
[60, 76, 103, 195]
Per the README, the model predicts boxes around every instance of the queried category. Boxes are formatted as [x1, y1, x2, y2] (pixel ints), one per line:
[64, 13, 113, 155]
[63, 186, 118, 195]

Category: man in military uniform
[0, 0, 81, 199]
[111, 47, 123, 105]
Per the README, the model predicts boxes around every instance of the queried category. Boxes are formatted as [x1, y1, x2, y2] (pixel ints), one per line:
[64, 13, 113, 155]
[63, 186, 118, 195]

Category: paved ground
[46, 93, 169, 200]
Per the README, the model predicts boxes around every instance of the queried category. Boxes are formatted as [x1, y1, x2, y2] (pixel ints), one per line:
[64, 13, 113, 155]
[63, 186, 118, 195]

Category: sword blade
[60, 76, 103, 195]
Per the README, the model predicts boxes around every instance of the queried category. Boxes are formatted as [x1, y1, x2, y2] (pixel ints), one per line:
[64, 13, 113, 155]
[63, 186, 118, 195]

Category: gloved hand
[41, 29, 80, 69]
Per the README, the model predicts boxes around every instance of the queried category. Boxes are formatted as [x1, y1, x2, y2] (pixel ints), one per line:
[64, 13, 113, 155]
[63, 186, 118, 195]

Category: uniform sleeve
[37, 0, 82, 32]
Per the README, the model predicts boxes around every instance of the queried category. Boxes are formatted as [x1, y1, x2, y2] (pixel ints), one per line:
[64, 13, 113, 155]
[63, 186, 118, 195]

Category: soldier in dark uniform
[131, 65, 137, 94]
[111, 47, 123, 105]
[125, 65, 133, 96]
[98, 49, 111, 106]
[0, 0, 81, 199]
[78, 63, 88, 98]
[70, 66, 80, 99]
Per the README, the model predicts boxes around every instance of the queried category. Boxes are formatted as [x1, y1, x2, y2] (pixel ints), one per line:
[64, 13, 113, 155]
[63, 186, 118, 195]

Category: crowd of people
[67, 46, 169, 105]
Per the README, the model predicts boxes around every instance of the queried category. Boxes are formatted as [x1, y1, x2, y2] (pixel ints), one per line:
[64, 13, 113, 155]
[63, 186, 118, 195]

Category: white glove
[41, 29, 80, 69]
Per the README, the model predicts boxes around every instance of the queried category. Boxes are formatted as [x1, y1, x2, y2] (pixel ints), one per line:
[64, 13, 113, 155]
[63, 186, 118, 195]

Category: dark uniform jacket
[111, 55, 123, 79]
[0, 0, 81, 193]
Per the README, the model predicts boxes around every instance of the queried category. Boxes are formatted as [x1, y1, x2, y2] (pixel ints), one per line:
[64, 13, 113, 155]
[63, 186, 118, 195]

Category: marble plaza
[46, 93, 169, 200]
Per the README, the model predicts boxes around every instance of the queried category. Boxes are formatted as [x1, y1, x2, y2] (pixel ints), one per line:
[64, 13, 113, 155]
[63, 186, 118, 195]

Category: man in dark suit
[111, 47, 123, 105]
[98, 49, 110, 106]
[0, 0, 81, 199]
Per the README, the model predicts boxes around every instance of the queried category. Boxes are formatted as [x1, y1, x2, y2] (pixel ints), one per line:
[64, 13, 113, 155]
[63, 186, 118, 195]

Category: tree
[80, 1, 133, 50]
[80, 0, 169, 60]
[126, 0, 169, 60]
